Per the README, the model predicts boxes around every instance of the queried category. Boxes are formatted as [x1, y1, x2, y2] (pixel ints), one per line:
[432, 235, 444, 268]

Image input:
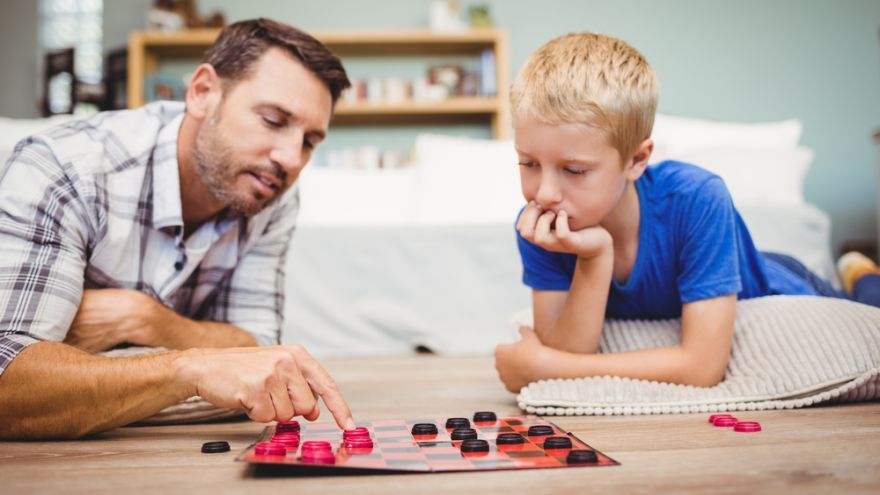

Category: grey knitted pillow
[517, 296, 880, 415]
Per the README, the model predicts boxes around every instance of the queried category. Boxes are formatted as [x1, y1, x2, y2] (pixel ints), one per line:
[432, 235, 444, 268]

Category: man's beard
[192, 121, 267, 217]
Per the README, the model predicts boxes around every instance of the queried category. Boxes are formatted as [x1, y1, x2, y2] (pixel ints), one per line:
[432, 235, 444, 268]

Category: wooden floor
[2, 354, 879, 494]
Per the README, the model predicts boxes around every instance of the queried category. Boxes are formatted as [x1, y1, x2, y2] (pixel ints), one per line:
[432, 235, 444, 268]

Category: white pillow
[651, 114, 803, 164]
[296, 165, 419, 226]
[413, 134, 522, 225]
[0, 114, 78, 167]
[674, 146, 813, 206]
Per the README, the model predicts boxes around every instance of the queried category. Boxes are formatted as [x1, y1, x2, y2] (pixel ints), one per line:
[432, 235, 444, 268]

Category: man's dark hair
[202, 18, 350, 103]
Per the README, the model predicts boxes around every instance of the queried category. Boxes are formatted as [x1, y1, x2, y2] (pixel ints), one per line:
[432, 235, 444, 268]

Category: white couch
[0, 113, 837, 358]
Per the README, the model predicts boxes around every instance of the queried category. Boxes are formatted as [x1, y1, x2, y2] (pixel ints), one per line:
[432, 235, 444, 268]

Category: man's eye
[263, 117, 284, 128]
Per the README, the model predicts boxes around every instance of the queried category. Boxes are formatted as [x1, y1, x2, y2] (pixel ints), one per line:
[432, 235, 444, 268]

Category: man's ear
[625, 138, 653, 181]
[185, 63, 222, 121]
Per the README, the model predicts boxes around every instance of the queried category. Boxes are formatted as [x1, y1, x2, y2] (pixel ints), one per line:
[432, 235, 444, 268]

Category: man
[0, 18, 356, 439]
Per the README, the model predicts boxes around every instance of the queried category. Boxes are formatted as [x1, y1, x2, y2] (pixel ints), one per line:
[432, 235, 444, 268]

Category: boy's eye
[518, 161, 538, 169]
[564, 166, 587, 175]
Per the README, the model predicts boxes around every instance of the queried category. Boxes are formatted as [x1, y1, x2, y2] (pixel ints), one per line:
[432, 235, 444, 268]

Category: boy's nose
[536, 179, 562, 209]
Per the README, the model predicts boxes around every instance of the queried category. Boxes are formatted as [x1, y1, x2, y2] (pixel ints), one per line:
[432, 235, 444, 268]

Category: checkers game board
[238, 412, 618, 473]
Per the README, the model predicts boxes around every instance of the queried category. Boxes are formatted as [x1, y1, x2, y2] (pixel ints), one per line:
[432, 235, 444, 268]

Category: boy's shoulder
[642, 160, 727, 200]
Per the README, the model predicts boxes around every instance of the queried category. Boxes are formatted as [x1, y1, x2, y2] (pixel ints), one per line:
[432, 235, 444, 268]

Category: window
[39, 0, 103, 113]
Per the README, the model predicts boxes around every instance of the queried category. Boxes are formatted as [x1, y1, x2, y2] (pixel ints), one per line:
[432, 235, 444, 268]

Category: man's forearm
[0, 341, 192, 440]
[146, 311, 258, 349]
[538, 251, 613, 353]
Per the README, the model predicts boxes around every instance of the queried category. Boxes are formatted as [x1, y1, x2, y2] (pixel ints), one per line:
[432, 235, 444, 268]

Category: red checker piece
[275, 420, 301, 433]
[734, 421, 762, 433]
[254, 442, 287, 456]
[708, 414, 733, 423]
[271, 432, 301, 448]
[343, 427, 371, 439]
[712, 417, 738, 427]
[343, 437, 374, 448]
[301, 440, 333, 452]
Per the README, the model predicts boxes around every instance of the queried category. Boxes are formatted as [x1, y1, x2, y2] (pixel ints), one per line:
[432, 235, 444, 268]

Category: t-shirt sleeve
[676, 177, 742, 303]
[515, 214, 574, 291]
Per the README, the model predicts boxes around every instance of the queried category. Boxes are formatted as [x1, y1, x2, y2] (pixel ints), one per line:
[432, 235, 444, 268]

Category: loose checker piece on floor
[237, 412, 619, 473]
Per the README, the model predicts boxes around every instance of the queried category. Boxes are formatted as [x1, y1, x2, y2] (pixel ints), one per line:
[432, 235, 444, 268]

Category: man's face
[193, 47, 332, 216]
[515, 117, 629, 231]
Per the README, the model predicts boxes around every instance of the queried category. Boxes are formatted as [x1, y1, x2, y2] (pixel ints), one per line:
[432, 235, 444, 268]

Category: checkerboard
[237, 413, 619, 473]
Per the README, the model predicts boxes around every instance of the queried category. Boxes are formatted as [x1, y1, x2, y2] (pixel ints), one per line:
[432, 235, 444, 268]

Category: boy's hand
[494, 326, 554, 393]
[517, 202, 612, 259]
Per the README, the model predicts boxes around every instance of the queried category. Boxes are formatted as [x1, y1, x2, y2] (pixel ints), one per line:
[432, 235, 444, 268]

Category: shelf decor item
[127, 28, 510, 138]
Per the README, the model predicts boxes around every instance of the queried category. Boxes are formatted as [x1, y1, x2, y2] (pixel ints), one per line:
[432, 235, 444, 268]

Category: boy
[494, 32, 880, 393]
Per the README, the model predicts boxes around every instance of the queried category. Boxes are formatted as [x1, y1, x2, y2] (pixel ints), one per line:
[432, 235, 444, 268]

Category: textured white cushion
[517, 296, 880, 415]
[651, 114, 803, 163]
[674, 146, 814, 206]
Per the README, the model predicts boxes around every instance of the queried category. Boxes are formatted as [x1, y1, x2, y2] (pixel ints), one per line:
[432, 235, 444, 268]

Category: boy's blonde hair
[511, 32, 659, 161]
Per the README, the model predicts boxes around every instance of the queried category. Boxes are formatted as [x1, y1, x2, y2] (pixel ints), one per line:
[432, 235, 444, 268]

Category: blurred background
[0, 0, 878, 355]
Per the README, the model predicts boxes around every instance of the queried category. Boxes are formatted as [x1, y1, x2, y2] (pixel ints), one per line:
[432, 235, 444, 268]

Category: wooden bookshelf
[127, 28, 510, 138]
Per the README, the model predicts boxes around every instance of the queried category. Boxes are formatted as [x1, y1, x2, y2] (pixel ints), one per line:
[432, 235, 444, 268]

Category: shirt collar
[150, 108, 185, 235]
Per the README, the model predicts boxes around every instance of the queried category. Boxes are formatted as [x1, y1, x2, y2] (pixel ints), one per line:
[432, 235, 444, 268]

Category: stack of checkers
[238, 412, 618, 472]
[708, 414, 762, 432]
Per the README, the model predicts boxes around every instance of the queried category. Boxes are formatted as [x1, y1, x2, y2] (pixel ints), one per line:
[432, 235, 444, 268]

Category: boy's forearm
[532, 345, 726, 388]
[0, 341, 192, 439]
[538, 250, 613, 354]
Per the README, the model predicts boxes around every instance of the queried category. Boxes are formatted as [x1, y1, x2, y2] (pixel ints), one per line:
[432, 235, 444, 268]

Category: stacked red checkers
[254, 441, 286, 456]
[300, 440, 335, 465]
[271, 432, 301, 450]
[342, 427, 374, 449]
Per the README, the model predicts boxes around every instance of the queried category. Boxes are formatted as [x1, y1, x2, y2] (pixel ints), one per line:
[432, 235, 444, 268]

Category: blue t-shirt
[517, 161, 819, 319]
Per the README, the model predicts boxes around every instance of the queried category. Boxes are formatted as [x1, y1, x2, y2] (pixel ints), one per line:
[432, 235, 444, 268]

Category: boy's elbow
[685, 369, 726, 388]
[678, 355, 727, 388]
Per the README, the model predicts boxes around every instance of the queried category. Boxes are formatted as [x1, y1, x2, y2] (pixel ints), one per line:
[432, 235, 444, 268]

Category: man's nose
[271, 136, 306, 176]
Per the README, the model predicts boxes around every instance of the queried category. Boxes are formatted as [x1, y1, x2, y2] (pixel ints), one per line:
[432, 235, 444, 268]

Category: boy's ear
[625, 138, 653, 180]
[184, 63, 222, 122]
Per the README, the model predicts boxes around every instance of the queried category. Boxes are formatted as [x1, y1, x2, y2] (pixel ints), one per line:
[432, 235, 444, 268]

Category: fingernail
[344, 418, 356, 430]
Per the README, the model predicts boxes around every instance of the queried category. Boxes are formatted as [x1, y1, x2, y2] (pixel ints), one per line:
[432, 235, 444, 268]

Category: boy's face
[193, 47, 332, 216]
[515, 117, 635, 231]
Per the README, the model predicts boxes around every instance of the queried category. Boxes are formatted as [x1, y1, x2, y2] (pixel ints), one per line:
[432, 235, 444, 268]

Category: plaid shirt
[0, 101, 298, 376]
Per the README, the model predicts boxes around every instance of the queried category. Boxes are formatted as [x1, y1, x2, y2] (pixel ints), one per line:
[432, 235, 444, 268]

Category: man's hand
[517, 202, 612, 259]
[176, 344, 356, 429]
[64, 289, 159, 352]
[494, 326, 555, 393]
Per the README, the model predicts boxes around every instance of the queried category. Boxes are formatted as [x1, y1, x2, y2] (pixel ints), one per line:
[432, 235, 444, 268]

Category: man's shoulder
[28, 101, 184, 179]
